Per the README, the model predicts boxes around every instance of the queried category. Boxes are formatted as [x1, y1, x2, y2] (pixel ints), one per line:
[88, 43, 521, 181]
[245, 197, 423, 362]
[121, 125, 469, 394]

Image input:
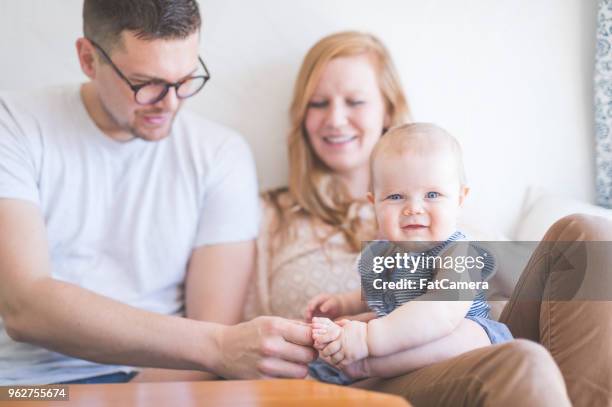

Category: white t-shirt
[0, 85, 260, 384]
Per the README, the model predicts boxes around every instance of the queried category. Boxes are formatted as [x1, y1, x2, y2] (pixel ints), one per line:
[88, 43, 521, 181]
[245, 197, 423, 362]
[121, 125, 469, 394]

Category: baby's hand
[311, 317, 342, 350]
[319, 319, 369, 368]
[304, 293, 343, 322]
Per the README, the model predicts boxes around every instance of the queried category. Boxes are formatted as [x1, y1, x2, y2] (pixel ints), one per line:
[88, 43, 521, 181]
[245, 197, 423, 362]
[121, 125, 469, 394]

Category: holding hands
[215, 316, 317, 379]
[311, 317, 369, 368]
[304, 291, 373, 379]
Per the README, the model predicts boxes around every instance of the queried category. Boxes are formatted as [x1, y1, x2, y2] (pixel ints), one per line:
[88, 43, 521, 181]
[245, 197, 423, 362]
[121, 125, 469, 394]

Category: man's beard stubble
[99, 98, 177, 142]
[130, 108, 177, 142]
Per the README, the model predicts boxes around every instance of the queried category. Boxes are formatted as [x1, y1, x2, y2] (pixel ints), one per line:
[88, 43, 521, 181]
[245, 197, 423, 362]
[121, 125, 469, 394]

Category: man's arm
[0, 199, 316, 378]
[185, 241, 255, 323]
[0, 199, 221, 370]
[134, 240, 255, 381]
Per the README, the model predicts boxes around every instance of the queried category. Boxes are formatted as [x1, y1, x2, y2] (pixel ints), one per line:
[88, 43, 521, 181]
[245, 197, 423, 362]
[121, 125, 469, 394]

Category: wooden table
[8, 380, 411, 406]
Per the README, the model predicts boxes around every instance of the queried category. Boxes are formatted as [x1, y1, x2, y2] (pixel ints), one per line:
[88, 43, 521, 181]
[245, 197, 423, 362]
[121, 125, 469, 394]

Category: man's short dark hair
[83, 0, 201, 52]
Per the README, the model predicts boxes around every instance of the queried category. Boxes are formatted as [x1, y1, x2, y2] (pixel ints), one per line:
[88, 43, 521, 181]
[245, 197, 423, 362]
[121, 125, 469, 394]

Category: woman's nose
[325, 101, 348, 127]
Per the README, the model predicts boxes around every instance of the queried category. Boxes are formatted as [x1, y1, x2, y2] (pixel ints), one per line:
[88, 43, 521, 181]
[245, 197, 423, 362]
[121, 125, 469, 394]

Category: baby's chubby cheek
[374, 209, 396, 237]
[379, 219, 400, 241]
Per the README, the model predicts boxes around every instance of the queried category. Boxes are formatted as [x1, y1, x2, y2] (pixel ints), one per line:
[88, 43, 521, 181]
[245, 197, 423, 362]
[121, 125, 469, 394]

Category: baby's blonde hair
[370, 123, 467, 190]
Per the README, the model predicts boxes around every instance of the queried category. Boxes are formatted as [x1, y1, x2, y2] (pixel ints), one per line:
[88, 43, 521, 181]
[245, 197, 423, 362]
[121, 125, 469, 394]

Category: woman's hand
[304, 293, 344, 322]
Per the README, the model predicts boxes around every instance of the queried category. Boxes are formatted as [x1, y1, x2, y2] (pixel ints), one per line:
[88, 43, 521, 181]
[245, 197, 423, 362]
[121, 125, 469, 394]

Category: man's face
[93, 31, 200, 142]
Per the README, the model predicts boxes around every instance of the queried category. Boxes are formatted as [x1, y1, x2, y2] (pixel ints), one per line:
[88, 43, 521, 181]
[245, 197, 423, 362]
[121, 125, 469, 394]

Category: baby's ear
[367, 191, 375, 205]
[458, 186, 470, 207]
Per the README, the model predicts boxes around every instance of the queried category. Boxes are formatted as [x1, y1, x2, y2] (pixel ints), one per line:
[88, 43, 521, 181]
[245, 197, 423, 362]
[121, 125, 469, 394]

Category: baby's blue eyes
[386, 194, 403, 200]
[384, 192, 441, 201]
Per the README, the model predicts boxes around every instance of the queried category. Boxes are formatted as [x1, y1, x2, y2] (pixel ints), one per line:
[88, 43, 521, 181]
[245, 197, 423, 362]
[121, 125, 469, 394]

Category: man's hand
[304, 294, 343, 322]
[213, 316, 317, 379]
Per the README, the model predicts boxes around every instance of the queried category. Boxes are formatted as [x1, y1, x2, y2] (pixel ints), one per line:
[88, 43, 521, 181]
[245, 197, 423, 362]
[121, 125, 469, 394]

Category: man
[0, 0, 315, 384]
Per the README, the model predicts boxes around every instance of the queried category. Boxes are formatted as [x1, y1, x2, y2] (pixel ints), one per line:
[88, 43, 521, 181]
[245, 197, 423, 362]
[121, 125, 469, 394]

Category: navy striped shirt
[359, 231, 494, 318]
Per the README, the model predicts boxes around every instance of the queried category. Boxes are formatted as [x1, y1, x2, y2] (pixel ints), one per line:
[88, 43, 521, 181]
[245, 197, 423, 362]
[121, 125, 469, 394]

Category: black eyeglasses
[88, 39, 210, 105]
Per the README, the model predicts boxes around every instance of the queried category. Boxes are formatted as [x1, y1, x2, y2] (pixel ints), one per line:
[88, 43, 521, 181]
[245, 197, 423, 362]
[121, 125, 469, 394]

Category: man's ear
[458, 186, 470, 207]
[76, 38, 97, 80]
[367, 191, 375, 205]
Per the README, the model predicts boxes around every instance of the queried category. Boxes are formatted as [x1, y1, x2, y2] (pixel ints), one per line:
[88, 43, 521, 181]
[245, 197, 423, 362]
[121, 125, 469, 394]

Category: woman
[244, 31, 408, 321]
[245, 31, 612, 406]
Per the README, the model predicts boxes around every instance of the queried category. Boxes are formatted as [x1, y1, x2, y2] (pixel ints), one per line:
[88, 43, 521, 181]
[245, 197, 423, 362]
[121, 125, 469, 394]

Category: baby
[305, 123, 510, 381]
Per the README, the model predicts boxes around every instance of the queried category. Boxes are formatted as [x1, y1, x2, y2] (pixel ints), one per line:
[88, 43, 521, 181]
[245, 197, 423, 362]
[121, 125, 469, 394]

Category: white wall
[0, 0, 598, 236]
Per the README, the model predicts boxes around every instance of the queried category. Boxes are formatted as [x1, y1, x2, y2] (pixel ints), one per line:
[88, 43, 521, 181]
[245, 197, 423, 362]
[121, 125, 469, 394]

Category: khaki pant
[354, 214, 612, 407]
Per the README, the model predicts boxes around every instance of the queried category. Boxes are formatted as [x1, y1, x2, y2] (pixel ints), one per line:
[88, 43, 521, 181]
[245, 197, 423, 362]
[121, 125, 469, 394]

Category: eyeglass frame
[87, 38, 211, 105]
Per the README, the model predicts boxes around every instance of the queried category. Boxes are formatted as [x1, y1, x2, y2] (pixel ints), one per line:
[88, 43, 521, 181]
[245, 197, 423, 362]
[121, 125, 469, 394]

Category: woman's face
[305, 54, 388, 177]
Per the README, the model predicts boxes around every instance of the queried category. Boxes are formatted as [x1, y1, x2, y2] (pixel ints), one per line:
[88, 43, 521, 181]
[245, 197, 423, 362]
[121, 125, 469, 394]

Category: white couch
[461, 186, 612, 320]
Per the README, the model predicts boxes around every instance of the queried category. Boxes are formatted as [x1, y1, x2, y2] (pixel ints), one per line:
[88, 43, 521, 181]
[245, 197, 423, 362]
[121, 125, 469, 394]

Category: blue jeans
[56, 371, 137, 384]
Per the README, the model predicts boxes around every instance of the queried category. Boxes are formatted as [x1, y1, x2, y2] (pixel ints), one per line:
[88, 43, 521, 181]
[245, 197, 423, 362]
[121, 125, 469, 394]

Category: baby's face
[369, 149, 468, 243]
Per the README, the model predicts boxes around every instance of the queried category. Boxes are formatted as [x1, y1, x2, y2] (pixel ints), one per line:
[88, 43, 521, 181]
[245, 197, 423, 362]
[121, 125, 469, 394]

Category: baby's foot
[312, 317, 342, 348]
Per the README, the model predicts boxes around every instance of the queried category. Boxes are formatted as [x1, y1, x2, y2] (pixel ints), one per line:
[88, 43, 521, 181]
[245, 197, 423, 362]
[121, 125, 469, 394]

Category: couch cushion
[514, 186, 612, 241]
